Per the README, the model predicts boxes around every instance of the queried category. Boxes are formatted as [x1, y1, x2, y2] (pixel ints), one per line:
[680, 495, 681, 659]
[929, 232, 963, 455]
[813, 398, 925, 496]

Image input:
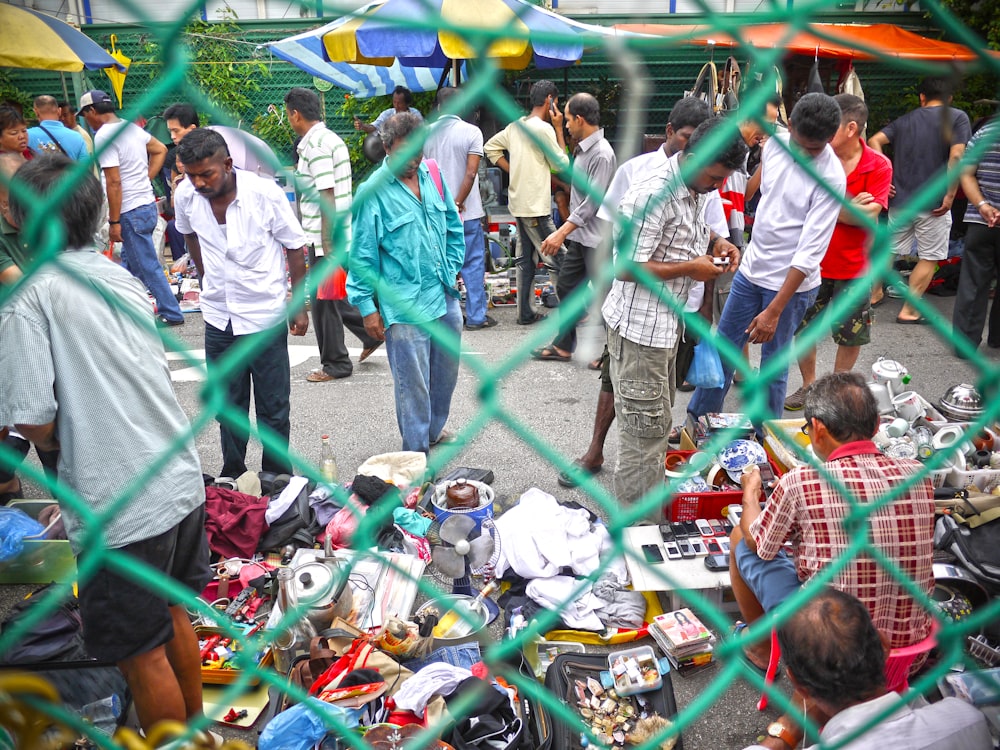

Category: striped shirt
[963, 122, 1000, 226]
[0, 250, 205, 553]
[295, 122, 352, 255]
[601, 152, 709, 349]
[749, 440, 934, 651]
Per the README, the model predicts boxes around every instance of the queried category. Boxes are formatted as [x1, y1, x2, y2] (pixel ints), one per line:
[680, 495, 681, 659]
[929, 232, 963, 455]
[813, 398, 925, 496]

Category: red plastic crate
[663, 449, 774, 521]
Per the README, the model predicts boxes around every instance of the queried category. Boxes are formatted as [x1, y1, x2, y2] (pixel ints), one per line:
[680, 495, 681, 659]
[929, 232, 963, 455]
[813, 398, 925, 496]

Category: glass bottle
[320, 434, 338, 485]
[271, 567, 317, 675]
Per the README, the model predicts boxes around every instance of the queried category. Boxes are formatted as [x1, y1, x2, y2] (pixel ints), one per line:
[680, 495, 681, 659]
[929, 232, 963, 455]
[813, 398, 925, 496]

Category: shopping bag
[687, 340, 725, 389]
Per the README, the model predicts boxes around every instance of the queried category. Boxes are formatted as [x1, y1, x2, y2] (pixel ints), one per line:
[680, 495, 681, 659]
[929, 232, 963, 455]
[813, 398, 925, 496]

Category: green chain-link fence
[2, 0, 1000, 748]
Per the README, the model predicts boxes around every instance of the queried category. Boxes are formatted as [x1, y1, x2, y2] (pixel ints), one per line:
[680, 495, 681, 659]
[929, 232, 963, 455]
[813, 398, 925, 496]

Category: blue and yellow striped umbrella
[0, 5, 123, 73]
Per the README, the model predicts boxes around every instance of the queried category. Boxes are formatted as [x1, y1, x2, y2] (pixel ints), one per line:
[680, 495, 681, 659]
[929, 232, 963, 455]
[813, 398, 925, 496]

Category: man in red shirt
[784, 94, 892, 411]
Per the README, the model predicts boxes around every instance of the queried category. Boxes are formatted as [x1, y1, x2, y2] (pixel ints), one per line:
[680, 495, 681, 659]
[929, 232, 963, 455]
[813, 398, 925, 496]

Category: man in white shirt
[77, 89, 184, 326]
[424, 86, 496, 331]
[285, 87, 382, 382]
[742, 587, 989, 750]
[603, 118, 747, 512]
[688, 93, 846, 425]
[174, 128, 309, 479]
[484, 80, 570, 326]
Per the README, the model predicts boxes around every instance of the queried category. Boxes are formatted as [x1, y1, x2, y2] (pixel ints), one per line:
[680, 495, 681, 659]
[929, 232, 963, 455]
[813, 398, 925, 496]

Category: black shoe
[516, 312, 546, 326]
[157, 314, 185, 327]
[465, 315, 498, 331]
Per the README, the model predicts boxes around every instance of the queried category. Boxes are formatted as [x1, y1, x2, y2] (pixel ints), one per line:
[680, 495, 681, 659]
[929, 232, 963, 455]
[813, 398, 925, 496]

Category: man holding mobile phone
[484, 80, 570, 326]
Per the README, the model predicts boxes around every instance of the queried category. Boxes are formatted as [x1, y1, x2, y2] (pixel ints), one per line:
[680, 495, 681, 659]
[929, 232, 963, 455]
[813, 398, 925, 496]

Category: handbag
[687, 339, 725, 389]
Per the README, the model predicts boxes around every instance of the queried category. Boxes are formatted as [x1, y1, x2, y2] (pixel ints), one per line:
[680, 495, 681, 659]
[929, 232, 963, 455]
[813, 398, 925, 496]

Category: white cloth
[94, 120, 155, 214]
[174, 170, 306, 335]
[356, 451, 427, 488]
[491, 488, 605, 579]
[423, 114, 485, 222]
[526, 575, 605, 631]
[392, 663, 472, 717]
[740, 132, 846, 293]
[598, 147, 728, 237]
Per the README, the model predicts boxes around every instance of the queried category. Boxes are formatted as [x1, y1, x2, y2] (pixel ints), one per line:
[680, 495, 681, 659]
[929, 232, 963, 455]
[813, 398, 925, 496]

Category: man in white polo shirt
[174, 128, 309, 479]
[285, 87, 382, 382]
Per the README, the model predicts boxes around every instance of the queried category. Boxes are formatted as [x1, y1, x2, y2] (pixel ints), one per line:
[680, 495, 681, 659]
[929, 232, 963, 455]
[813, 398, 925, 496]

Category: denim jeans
[119, 202, 184, 323]
[514, 215, 560, 322]
[687, 271, 817, 422]
[608, 324, 676, 516]
[384, 296, 463, 453]
[204, 320, 292, 477]
[462, 219, 488, 326]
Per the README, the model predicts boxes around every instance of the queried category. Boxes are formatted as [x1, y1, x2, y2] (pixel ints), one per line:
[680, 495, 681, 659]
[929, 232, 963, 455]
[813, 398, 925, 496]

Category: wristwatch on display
[766, 721, 797, 748]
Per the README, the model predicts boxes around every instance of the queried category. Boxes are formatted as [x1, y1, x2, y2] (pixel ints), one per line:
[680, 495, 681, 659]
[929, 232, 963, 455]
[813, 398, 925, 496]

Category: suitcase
[543, 652, 683, 750]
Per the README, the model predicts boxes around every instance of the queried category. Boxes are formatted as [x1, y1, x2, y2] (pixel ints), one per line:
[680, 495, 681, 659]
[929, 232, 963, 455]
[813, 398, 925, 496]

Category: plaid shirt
[749, 440, 935, 650]
[601, 152, 709, 349]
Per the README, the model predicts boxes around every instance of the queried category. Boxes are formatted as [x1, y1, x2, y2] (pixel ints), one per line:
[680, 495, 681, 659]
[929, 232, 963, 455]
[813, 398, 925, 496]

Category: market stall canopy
[321, 0, 609, 71]
[0, 5, 125, 72]
[270, 12, 446, 98]
[614, 22, 1000, 62]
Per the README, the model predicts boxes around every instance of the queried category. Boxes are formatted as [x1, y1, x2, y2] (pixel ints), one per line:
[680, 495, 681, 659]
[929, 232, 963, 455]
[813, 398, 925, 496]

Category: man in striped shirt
[603, 117, 747, 512]
[286, 87, 382, 382]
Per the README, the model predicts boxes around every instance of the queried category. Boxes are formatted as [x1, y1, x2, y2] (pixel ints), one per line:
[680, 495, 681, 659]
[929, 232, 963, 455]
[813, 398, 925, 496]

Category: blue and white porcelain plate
[719, 439, 768, 482]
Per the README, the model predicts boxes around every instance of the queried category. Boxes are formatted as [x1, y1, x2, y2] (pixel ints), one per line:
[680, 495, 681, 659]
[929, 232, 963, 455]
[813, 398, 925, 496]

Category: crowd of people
[0, 72, 997, 748]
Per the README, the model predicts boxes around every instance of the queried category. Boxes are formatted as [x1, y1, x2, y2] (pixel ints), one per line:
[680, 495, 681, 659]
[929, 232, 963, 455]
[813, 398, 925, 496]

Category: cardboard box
[0, 500, 75, 584]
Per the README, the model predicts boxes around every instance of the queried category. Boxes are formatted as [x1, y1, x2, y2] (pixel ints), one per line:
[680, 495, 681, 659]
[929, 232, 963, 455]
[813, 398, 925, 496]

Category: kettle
[445, 478, 480, 509]
[290, 558, 353, 630]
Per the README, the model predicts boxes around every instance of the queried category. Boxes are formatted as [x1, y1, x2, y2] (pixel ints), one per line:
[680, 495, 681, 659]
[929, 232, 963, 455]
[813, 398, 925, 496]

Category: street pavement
[8, 285, 993, 748]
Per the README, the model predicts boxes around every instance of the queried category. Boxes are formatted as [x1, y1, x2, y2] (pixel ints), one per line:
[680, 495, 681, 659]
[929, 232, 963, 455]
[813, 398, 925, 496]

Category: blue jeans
[462, 219, 488, 326]
[514, 215, 560, 322]
[687, 271, 817, 422]
[384, 296, 463, 453]
[204, 320, 292, 477]
[119, 203, 184, 323]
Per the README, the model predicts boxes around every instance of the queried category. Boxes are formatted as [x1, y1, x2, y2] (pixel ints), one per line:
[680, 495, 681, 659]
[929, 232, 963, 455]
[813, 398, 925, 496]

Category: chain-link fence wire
[2, 0, 1000, 747]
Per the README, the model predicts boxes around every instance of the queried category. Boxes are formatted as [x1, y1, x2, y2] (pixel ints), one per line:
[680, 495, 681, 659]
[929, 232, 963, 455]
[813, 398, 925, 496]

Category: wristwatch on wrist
[109, 220, 121, 225]
[766, 721, 797, 748]
[976, 200, 990, 209]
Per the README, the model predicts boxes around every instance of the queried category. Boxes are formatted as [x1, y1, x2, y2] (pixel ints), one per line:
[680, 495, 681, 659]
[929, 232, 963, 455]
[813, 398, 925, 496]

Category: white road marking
[165, 344, 386, 382]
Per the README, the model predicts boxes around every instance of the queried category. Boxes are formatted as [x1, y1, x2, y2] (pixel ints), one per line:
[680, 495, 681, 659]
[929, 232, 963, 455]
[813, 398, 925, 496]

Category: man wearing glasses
[728, 372, 935, 697]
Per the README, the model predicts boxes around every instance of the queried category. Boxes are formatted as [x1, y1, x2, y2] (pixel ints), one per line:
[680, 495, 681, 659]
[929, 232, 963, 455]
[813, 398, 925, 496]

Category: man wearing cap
[77, 90, 184, 327]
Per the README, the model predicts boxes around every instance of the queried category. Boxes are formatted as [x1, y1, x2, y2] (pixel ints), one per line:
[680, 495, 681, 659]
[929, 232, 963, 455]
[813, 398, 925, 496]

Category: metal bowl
[939, 383, 984, 422]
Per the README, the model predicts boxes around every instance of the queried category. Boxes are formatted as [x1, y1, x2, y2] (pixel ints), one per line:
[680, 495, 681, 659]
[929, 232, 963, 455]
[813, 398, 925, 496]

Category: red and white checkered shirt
[749, 440, 935, 650]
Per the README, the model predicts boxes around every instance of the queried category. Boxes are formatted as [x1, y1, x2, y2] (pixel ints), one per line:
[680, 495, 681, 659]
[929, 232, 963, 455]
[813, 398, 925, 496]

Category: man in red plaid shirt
[730, 372, 934, 676]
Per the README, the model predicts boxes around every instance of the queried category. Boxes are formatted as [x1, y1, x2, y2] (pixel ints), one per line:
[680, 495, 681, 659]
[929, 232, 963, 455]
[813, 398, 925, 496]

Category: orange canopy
[614, 22, 999, 62]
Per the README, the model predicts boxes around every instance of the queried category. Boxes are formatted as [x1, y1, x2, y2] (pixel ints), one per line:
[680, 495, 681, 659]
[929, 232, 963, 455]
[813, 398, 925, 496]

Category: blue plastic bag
[258, 699, 359, 750]
[0, 507, 45, 562]
[687, 339, 725, 389]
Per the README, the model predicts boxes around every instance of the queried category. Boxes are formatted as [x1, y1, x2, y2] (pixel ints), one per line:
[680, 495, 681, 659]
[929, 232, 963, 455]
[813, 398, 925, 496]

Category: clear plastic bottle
[320, 434, 338, 485]
[271, 567, 318, 675]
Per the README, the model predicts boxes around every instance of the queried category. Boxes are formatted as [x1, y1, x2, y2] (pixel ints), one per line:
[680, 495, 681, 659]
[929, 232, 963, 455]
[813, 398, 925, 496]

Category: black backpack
[257, 481, 322, 552]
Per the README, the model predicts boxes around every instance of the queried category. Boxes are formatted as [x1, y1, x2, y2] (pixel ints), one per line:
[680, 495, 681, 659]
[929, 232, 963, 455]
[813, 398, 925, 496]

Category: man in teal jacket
[348, 112, 466, 453]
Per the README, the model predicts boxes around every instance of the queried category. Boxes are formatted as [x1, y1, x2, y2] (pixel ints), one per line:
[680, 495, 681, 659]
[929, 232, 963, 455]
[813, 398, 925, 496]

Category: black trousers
[553, 239, 598, 353]
[953, 223, 1000, 348]
[310, 248, 380, 377]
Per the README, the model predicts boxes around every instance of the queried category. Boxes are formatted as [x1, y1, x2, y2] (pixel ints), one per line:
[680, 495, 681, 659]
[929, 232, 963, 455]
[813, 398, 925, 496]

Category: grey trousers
[608, 325, 676, 519]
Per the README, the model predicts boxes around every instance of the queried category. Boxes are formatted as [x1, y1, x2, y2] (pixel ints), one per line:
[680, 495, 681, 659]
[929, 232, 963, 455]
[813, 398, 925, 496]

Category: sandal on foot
[531, 346, 571, 362]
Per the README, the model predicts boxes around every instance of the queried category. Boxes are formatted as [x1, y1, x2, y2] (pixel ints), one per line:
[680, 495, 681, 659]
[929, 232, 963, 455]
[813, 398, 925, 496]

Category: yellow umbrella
[104, 35, 131, 107]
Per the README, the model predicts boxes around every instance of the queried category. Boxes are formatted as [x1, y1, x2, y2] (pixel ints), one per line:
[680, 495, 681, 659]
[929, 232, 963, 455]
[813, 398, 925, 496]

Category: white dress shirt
[174, 170, 306, 334]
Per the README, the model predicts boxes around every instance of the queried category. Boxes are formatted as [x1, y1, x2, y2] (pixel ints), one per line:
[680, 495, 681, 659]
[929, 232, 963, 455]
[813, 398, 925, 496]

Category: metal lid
[292, 560, 338, 607]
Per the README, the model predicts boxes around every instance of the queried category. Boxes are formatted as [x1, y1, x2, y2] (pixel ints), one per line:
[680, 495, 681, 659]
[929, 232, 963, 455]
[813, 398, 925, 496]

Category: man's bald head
[33, 95, 60, 119]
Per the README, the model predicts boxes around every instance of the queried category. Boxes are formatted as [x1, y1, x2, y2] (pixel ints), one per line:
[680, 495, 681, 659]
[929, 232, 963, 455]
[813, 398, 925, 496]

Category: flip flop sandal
[531, 346, 571, 362]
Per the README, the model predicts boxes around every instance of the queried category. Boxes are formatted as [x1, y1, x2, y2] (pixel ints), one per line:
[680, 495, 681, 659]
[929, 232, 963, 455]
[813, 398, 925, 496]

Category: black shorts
[795, 277, 872, 347]
[78, 505, 212, 662]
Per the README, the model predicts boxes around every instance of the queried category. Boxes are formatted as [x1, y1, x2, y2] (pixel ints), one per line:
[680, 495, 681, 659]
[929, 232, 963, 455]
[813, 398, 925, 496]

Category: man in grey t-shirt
[869, 76, 971, 323]
[0, 155, 211, 739]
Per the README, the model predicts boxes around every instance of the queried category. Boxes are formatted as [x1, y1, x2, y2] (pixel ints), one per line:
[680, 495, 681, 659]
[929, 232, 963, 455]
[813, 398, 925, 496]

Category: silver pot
[291, 559, 353, 630]
[939, 383, 984, 422]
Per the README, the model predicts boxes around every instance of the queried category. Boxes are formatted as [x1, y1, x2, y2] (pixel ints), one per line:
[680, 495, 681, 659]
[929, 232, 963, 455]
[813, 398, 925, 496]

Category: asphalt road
[7, 284, 991, 749]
